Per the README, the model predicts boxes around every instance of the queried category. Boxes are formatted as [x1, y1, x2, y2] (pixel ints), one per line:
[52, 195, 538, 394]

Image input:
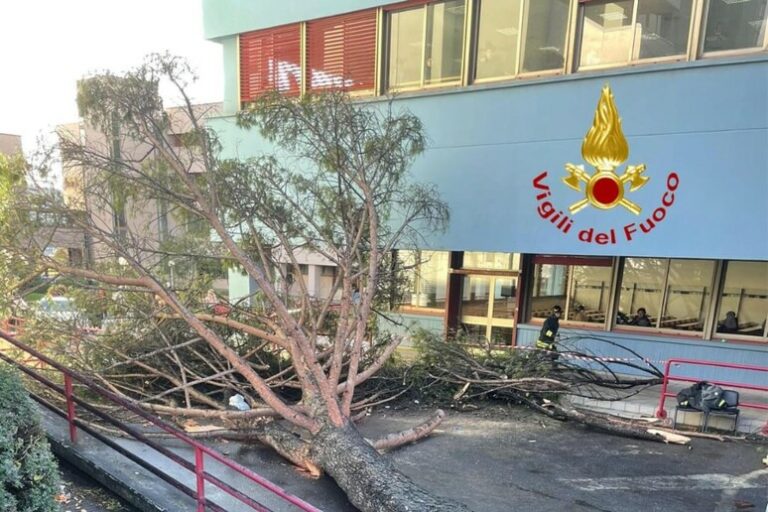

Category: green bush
[0, 365, 60, 512]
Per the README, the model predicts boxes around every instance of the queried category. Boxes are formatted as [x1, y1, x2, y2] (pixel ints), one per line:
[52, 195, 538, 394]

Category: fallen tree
[3, 54, 473, 511]
[382, 330, 692, 445]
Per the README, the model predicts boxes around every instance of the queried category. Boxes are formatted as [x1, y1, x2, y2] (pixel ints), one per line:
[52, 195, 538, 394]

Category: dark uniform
[536, 308, 561, 351]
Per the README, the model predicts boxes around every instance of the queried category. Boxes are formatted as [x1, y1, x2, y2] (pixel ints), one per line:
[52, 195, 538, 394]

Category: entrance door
[459, 274, 517, 344]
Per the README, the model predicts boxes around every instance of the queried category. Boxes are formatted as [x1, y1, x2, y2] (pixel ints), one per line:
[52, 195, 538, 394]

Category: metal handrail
[0, 328, 322, 512]
[654, 358, 768, 419]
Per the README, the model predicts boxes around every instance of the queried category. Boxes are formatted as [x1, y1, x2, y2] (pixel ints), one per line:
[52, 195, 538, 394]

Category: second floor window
[702, 0, 768, 54]
[240, 24, 302, 102]
[307, 11, 377, 93]
[388, 1, 467, 90]
[475, 0, 570, 81]
[577, 0, 694, 70]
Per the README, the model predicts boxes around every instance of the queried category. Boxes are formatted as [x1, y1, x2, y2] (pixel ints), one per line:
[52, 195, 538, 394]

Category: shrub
[0, 364, 60, 512]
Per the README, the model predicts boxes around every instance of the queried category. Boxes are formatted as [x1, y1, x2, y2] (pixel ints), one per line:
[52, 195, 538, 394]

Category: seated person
[572, 304, 588, 322]
[630, 307, 652, 327]
[717, 311, 738, 334]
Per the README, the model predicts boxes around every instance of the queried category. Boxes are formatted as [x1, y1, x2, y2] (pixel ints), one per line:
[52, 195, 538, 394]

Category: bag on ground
[676, 381, 727, 411]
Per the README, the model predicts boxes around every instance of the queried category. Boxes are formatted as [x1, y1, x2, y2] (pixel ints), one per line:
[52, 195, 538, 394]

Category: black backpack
[676, 381, 727, 411]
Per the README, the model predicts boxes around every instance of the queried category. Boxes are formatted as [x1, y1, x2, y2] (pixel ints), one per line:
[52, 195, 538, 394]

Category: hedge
[0, 364, 59, 511]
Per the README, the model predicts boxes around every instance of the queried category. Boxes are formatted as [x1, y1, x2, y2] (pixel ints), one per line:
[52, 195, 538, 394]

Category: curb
[48, 435, 167, 512]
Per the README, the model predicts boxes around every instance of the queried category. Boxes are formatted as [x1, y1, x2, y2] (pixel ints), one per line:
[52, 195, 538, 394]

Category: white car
[36, 297, 90, 327]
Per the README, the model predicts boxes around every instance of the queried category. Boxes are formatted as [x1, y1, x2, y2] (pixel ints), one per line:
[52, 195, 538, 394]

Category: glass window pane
[717, 261, 768, 337]
[634, 0, 693, 60]
[521, 0, 570, 73]
[475, 0, 523, 80]
[531, 264, 568, 318]
[491, 326, 514, 345]
[461, 275, 491, 317]
[579, 0, 635, 68]
[703, 0, 768, 53]
[397, 250, 448, 308]
[424, 1, 466, 85]
[569, 265, 612, 324]
[661, 260, 715, 332]
[463, 252, 520, 270]
[618, 258, 666, 326]
[460, 322, 487, 342]
[492, 277, 518, 319]
[389, 8, 424, 88]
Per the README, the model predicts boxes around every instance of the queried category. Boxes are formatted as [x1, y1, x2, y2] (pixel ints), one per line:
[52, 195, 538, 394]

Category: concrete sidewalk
[40, 407, 354, 512]
[570, 382, 768, 434]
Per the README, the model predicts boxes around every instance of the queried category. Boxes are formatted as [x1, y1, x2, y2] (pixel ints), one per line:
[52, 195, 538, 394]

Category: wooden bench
[675, 321, 703, 330]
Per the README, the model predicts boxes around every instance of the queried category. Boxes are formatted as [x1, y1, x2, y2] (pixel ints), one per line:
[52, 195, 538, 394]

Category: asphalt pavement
[356, 406, 767, 512]
[42, 404, 768, 512]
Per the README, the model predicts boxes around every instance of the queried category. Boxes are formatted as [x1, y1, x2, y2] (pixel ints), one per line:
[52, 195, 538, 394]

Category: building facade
[202, 0, 768, 382]
[59, 103, 229, 292]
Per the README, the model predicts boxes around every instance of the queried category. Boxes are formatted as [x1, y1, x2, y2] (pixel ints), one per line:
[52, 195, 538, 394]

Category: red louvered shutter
[306, 10, 377, 93]
[240, 24, 302, 103]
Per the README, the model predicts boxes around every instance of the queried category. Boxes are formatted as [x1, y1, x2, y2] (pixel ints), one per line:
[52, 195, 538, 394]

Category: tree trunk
[310, 422, 474, 512]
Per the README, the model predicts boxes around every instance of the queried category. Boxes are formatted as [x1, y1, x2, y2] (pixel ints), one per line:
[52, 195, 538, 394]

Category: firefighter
[536, 305, 562, 353]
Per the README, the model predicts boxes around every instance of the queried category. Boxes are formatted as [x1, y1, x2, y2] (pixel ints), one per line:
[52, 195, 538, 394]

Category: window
[474, 0, 569, 81]
[577, 0, 694, 70]
[618, 258, 715, 332]
[702, 0, 768, 54]
[463, 252, 520, 271]
[530, 257, 613, 325]
[388, 1, 466, 90]
[397, 250, 450, 308]
[715, 261, 767, 339]
[307, 11, 378, 93]
[320, 265, 337, 277]
[240, 25, 302, 102]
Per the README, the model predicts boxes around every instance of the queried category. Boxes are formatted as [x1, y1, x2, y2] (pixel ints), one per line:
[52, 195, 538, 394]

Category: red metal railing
[0, 328, 322, 512]
[654, 358, 768, 420]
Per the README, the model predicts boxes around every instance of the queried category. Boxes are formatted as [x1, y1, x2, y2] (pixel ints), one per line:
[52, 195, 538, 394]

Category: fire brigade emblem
[563, 85, 648, 215]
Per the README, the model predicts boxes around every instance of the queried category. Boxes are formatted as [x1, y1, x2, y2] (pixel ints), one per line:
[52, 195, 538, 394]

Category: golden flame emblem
[563, 85, 648, 215]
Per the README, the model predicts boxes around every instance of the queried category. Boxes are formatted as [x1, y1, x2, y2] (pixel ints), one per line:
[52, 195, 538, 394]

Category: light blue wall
[202, 0, 400, 40]
[516, 324, 768, 384]
[208, 56, 768, 261]
[379, 313, 445, 346]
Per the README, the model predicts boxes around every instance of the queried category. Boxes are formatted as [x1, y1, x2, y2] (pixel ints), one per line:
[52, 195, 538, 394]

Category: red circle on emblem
[592, 177, 620, 205]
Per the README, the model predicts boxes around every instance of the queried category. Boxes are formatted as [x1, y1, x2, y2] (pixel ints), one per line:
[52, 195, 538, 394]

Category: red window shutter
[306, 10, 377, 93]
[240, 24, 301, 103]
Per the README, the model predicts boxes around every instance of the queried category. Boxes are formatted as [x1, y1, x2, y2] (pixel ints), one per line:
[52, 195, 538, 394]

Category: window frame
[710, 260, 768, 342]
[698, 0, 768, 59]
[471, 0, 572, 85]
[305, 10, 379, 95]
[238, 23, 303, 105]
[395, 249, 451, 314]
[575, 0, 697, 73]
[615, 257, 718, 336]
[385, 0, 470, 92]
[528, 255, 615, 328]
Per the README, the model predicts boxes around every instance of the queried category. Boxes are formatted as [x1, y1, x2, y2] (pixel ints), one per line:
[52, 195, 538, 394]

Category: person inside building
[536, 305, 562, 352]
[630, 307, 652, 327]
[718, 311, 739, 333]
[573, 304, 588, 321]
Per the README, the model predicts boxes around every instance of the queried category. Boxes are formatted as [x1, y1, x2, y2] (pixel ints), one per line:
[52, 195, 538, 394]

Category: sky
[0, 0, 223, 162]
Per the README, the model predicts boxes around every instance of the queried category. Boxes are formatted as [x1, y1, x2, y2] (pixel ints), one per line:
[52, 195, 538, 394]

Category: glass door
[459, 274, 517, 344]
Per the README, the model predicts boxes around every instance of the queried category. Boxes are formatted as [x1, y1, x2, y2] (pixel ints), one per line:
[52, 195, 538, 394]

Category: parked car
[35, 297, 90, 328]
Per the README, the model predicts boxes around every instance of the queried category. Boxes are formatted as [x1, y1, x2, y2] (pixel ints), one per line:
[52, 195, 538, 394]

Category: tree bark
[310, 422, 474, 512]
